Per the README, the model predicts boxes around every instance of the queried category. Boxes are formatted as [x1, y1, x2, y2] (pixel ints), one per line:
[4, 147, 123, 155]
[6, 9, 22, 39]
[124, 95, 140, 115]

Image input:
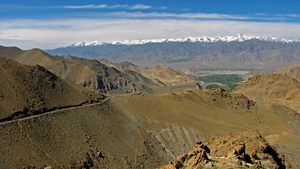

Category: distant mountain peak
[68, 34, 300, 47]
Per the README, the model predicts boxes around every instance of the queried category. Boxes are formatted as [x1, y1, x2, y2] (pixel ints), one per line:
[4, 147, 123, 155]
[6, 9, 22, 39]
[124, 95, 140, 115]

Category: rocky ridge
[162, 130, 291, 169]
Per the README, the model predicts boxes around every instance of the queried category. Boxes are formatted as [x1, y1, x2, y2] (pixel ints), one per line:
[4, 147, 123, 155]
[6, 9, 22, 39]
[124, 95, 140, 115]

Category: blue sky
[1, 0, 300, 49]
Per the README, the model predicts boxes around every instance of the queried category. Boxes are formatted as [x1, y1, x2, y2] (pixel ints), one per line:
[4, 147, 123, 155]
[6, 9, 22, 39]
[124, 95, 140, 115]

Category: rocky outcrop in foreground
[162, 130, 291, 169]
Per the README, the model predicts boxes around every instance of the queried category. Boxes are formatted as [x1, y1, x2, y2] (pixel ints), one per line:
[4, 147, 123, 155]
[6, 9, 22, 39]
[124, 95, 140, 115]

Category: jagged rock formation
[0, 46, 152, 94]
[0, 55, 104, 122]
[162, 130, 291, 169]
[172, 141, 209, 168]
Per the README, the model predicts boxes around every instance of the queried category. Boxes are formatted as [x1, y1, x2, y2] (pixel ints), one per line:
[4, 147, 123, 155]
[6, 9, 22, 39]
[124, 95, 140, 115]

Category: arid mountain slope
[277, 64, 300, 81]
[244, 68, 279, 77]
[0, 45, 24, 60]
[0, 55, 104, 122]
[99, 58, 194, 86]
[233, 74, 300, 112]
[1, 88, 299, 168]
[163, 130, 291, 169]
[0, 46, 152, 94]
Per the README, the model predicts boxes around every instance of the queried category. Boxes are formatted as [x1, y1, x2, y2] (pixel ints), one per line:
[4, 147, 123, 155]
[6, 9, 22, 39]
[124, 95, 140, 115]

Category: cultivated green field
[199, 74, 244, 92]
[197, 68, 253, 71]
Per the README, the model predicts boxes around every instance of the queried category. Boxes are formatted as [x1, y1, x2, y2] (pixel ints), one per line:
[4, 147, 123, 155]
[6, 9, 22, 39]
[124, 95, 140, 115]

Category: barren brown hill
[0, 45, 24, 60]
[0, 46, 152, 94]
[99, 58, 195, 86]
[245, 68, 279, 77]
[1, 88, 299, 168]
[233, 74, 300, 112]
[0, 55, 104, 122]
[277, 64, 300, 81]
[163, 130, 291, 169]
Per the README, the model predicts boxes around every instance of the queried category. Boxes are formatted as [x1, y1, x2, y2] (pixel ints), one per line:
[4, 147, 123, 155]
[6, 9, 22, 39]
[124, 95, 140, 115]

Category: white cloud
[286, 14, 300, 17]
[128, 4, 152, 9]
[63, 4, 153, 10]
[1, 18, 300, 50]
[255, 13, 266, 16]
[104, 12, 253, 20]
[64, 4, 107, 9]
[71, 11, 293, 22]
[109, 4, 129, 8]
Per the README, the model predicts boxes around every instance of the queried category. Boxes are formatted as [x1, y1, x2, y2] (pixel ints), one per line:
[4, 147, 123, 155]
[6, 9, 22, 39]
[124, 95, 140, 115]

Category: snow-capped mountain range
[69, 34, 300, 47]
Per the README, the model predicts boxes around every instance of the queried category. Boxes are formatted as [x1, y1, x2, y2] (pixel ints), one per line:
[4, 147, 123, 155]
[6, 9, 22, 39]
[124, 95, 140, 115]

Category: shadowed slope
[0, 55, 104, 121]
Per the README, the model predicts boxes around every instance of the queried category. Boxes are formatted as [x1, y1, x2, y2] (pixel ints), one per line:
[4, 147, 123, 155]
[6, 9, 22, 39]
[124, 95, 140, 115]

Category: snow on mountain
[72, 41, 105, 47]
[69, 34, 300, 47]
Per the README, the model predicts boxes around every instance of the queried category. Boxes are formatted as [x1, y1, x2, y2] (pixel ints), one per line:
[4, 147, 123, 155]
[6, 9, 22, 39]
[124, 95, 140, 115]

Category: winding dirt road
[0, 92, 145, 125]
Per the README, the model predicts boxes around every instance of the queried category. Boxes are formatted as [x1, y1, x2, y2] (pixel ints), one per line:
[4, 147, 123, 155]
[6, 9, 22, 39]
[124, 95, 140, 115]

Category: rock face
[173, 141, 209, 168]
[0, 55, 104, 122]
[162, 130, 291, 169]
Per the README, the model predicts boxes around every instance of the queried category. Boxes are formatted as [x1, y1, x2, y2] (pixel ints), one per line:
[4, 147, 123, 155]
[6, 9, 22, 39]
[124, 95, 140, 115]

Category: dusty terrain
[0, 55, 104, 122]
[277, 64, 300, 81]
[245, 68, 279, 77]
[1, 88, 299, 168]
[233, 73, 300, 113]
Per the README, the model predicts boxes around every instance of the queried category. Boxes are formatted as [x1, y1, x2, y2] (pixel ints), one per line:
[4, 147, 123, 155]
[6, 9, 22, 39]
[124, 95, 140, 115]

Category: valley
[2, 0, 300, 167]
[1, 36, 300, 168]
